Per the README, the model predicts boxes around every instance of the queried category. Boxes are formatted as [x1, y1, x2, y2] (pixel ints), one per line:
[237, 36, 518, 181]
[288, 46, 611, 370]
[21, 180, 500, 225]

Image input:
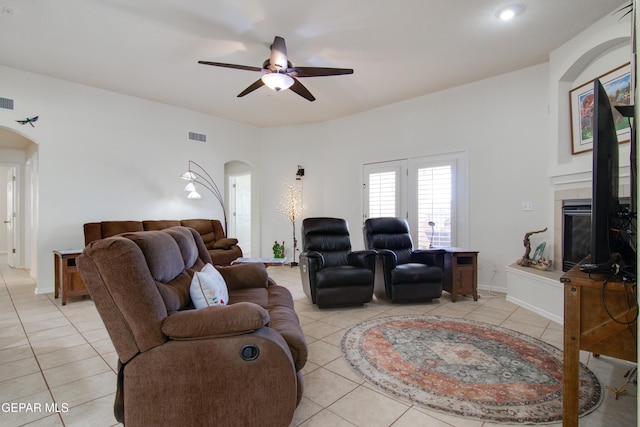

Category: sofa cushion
[228, 288, 269, 308]
[124, 231, 185, 283]
[391, 262, 443, 283]
[316, 266, 373, 288]
[143, 220, 181, 231]
[180, 219, 223, 249]
[101, 221, 144, 238]
[190, 263, 229, 308]
[163, 227, 199, 268]
[156, 271, 193, 312]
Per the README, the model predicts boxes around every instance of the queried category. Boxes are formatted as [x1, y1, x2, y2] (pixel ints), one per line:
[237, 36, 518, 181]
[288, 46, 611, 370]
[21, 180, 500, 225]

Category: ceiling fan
[198, 36, 353, 102]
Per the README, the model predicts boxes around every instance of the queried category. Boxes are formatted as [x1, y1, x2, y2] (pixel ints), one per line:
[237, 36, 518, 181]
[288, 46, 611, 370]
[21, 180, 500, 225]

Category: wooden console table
[53, 249, 89, 305]
[442, 248, 478, 302]
[560, 265, 637, 426]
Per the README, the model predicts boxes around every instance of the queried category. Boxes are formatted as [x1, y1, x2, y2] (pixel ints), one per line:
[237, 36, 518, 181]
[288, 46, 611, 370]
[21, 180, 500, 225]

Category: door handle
[4, 221, 10, 224]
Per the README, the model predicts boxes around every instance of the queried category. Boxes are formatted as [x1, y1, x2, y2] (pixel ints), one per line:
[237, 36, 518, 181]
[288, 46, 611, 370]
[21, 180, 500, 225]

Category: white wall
[0, 5, 630, 297]
[0, 166, 8, 253]
[259, 64, 552, 290]
[0, 65, 262, 293]
[257, 6, 632, 292]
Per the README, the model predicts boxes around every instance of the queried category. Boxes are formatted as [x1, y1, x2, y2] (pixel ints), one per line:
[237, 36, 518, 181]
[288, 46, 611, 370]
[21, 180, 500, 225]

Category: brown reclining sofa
[83, 219, 242, 265]
[77, 226, 307, 426]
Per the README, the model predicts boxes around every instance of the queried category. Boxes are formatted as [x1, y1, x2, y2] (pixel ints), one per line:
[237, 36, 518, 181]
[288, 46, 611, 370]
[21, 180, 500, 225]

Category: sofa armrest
[299, 251, 324, 304]
[377, 249, 397, 269]
[213, 237, 239, 249]
[215, 263, 269, 291]
[162, 302, 270, 340]
[300, 250, 324, 270]
[347, 250, 377, 270]
[411, 249, 445, 269]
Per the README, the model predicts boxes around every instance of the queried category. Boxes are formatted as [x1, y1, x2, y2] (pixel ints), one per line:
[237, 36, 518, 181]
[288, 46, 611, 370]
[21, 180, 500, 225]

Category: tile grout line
[0, 268, 65, 426]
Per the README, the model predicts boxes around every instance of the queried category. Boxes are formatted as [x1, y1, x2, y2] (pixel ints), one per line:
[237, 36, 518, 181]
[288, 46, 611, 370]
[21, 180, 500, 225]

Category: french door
[363, 150, 468, 249]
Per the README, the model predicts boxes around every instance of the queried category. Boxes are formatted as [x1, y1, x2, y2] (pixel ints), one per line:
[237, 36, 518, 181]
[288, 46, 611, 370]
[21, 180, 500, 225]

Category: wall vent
[188, 131, 207, 143]
[0, 97, 15, 110]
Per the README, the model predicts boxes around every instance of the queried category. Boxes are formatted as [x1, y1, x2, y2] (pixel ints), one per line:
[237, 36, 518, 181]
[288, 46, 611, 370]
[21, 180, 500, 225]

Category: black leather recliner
[363, 217, 444, 303]
[300, 217, 376, 308]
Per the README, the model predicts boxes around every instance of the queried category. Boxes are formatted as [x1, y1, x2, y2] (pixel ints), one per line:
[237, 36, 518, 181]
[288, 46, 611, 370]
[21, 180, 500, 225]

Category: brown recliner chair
[77, 226, 307, 427]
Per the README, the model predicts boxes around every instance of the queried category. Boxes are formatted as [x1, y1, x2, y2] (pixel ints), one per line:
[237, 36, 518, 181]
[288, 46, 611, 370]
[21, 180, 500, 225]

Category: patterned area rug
[341, 315, 602, 424]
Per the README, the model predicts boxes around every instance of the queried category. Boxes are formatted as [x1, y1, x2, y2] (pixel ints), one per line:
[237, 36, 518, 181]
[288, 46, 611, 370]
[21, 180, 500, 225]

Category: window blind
[417, 165, 452, 248]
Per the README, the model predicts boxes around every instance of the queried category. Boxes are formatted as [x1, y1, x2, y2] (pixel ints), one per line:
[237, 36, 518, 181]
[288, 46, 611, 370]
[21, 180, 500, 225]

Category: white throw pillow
[190, 263, 229, 308]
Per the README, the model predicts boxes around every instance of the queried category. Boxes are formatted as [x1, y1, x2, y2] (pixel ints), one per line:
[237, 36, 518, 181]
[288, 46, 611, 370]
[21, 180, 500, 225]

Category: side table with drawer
[53, 249, 89, 305]
[442, 248, 479, 302]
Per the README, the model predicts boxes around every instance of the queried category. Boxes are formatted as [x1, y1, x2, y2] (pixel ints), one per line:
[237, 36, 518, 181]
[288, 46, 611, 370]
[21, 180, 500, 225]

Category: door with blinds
[363, 160, 405, 220]
[364, 150, 468, 249]
[410, 159, 455, 249]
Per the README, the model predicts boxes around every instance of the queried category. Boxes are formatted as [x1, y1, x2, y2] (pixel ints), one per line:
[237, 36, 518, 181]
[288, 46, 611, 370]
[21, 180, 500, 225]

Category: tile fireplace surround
[553, 182, 631, 272]
[506, 166, 631, 323]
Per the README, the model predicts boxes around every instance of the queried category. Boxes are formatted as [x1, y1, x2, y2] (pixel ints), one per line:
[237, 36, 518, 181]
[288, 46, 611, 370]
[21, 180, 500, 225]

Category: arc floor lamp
[181, 160, 227, 233]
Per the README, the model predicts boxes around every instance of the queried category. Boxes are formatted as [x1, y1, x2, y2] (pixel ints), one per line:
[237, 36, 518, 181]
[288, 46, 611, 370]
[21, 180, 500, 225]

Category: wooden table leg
[563, 283, 580, 427]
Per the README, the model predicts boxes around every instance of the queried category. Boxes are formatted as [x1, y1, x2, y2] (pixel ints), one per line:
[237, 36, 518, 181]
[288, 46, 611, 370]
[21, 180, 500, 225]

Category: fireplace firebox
[562, 199, 591, 272]
[562, 198, 631, 271]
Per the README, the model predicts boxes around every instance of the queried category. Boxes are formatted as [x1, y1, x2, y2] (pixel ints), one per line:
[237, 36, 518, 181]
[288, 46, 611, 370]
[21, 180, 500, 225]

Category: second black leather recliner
[364, 217, 444, 303]
[300, 217, 376, 308]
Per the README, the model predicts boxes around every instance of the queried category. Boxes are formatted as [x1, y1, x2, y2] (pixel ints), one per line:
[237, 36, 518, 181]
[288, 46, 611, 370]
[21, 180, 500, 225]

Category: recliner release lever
[240, 344, 260, 361]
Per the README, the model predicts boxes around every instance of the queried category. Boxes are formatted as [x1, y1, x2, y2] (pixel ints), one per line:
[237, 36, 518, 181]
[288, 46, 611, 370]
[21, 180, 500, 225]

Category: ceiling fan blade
[198, 61, 263, 72]
[289, 78, 316, 102]
[269, 36, 288, 70]
[237, 79, 265, 97]
[290, 67, 354, 78]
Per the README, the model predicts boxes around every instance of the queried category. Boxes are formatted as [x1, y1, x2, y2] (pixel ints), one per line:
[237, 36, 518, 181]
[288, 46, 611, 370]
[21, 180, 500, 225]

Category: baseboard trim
[506, 294, 563, 325]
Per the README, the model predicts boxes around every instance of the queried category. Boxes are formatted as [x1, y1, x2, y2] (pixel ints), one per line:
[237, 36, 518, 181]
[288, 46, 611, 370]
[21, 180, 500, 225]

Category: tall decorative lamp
[180, 160, 227, 233]
[278, 183, 303, 266]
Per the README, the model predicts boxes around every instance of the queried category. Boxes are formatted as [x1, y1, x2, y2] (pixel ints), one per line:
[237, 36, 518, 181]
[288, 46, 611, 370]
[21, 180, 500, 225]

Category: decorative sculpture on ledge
[516, 227, 553, 271]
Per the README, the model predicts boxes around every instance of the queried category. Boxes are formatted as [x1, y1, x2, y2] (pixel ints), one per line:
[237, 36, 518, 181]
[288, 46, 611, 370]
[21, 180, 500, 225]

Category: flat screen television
[590, 78, 636, 273]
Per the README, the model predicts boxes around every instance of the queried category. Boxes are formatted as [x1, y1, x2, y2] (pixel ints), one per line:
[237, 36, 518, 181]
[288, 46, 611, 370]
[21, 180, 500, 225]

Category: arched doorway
[225, 161, 254, 257]
[0, 127, 38, 276]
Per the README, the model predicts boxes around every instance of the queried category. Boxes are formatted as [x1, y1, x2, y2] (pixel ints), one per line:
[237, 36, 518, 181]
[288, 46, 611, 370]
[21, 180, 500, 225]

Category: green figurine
[273, 241, 285, 258]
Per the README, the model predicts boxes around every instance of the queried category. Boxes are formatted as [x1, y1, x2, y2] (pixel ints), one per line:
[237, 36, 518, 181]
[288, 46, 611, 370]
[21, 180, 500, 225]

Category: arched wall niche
[552, 22, 631, 167]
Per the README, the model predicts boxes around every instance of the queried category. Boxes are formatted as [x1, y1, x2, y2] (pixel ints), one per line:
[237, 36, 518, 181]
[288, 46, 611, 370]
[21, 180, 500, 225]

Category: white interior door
[229, 173, 252, 256]
[6, 167, 16, 267]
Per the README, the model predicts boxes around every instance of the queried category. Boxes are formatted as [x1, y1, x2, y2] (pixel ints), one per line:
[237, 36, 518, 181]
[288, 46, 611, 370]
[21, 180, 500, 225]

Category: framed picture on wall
[569, 63, 632, 155]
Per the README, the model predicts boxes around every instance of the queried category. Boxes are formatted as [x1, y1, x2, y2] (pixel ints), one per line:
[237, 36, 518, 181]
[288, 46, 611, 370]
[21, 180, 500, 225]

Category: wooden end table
[442, 248, 479, 302]
[53, 249, 89, 305]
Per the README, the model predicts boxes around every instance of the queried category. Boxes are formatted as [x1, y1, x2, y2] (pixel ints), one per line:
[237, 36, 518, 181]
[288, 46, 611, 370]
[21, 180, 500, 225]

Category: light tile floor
[0, 260, 636, 426]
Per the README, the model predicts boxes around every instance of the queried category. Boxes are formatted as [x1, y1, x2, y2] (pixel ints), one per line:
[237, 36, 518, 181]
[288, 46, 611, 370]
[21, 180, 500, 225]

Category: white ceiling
[0, 0, 630, 128]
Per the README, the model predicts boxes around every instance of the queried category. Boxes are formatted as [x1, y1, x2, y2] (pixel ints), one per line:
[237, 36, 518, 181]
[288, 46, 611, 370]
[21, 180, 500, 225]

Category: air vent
[0, 97, 15, 110]
[188, 132, 207, 143]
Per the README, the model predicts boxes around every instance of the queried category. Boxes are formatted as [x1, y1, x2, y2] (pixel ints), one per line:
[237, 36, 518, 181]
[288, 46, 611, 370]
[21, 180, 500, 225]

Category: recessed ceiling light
[496, 4, 525, 21]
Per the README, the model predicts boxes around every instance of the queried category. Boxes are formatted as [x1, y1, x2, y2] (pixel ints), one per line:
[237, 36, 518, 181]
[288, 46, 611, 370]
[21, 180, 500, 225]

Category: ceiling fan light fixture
[262, 72, 294, 92]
